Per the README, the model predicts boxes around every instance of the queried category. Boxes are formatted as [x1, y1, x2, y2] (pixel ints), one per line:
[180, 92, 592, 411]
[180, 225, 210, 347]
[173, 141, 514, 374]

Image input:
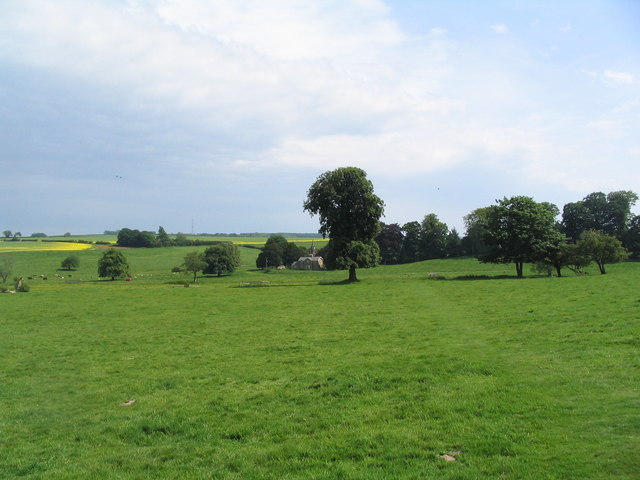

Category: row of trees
[302, 168, 637, 281]
[474, 196, 629, 277]
[181, 244, 240, 281]
[116, 227, 241, 248]
[372, 190, 639, 269]
[375, 217, 462, 265]
[98, 243, 242, 281]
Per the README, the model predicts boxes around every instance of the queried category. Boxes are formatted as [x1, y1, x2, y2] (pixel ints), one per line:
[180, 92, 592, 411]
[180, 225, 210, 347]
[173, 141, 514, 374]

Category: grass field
[0, 244, 638, 479]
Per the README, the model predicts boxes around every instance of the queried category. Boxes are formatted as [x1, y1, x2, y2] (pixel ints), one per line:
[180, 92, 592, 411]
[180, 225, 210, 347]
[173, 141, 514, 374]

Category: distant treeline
[105, 229, 322, 239]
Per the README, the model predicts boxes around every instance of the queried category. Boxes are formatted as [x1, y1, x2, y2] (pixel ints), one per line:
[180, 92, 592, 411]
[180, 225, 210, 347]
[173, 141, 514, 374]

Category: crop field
[1, 244, 638, 479]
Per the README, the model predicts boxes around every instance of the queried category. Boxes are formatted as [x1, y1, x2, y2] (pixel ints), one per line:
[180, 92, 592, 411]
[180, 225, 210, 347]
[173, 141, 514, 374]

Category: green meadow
[1, 244, 638, 479]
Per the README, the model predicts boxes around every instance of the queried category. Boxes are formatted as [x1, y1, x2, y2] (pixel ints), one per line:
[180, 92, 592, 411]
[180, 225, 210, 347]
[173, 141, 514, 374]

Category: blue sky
[1, 0, 639, 235]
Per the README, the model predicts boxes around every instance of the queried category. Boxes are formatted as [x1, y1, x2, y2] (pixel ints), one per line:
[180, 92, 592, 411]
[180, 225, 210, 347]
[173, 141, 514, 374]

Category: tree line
[371, 190, 638, 277]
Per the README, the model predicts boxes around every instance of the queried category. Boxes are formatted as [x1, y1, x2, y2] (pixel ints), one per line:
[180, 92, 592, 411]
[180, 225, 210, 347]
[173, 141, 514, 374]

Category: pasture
[0, 243, 638, 479]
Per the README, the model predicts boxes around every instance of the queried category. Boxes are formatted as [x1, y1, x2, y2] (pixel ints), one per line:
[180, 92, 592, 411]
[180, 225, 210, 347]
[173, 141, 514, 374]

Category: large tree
[481, 196, 563, 277]
[400, 221, 421, 264]
[375, 223, 404, 265]
[203, 243, 240, 277]
[562, 190, 638, 241]
[98, 249, 130, 280]
[303, 167, 384, 282]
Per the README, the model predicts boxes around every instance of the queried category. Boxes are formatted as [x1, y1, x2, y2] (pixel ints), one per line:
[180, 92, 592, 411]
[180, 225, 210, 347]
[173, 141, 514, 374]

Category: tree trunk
[193, 271, 197, 283]
[555, 265, 562, 277]
[597, 262, 606, 274]
[515, 262, 523, 278]
[348, 265, 358, 282]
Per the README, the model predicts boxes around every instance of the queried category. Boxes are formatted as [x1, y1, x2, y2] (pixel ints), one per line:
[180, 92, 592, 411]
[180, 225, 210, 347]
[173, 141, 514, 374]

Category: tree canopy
[61, 255, 80, 271]
[304, 167, 384, 282]
[256, 235, 307, 268]
[481, 196, 563, 277]
[203, 243, 240, 277]
[562, 190, 638, 241]
[182, 251, 207, 282]
[577, 230, 628, 274]
[98, 249, 130, 280]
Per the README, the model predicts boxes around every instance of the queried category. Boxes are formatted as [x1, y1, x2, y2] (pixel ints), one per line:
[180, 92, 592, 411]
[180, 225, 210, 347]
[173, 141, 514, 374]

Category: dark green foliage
[61, 255, 80, 271]
[562, 242, 593, 275]
[399, 221, 421, 263]
[182, 251, 206, 282]
[256, 235, 307, 268]
[419, 213, 448, 259]
[562, 190, 638, 241]
[173, 233, 189, 246]
[203, 243, 240, 276]
[30, 232, 47, 238]
[117, 228, 156, 248]
[3, 230, 12, 238]
[623, 215, 640, 258]
[97, 249, 130, 280]
[156, 226, 172, 247]
[375, 223, 404, 264]
[481, 196, 564, 277]
[304, 167, 384, 281]
[577, 230, 628, 274]
[333, 240, 380, 282]
[445, 228, 462, 257]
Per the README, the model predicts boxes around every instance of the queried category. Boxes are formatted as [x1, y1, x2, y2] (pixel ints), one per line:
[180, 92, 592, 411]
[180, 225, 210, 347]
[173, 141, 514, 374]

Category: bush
[13, 277, 30, 292]
[171, 266, 183, 273]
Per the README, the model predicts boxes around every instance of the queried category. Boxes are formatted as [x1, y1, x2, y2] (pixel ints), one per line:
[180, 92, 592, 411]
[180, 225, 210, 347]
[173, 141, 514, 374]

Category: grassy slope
[0, 249, 638, 479]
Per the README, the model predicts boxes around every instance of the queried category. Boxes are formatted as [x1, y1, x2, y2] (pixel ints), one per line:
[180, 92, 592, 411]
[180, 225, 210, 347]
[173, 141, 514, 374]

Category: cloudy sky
[1, 0, 639, 235]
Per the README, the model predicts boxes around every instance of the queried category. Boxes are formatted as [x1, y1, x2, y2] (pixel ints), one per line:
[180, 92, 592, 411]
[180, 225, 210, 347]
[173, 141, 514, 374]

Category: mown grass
[0, 248, 638, 479]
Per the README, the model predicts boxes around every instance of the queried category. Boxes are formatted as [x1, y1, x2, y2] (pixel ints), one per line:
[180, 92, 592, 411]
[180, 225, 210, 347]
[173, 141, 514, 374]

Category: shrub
[13, 277, 30, 292]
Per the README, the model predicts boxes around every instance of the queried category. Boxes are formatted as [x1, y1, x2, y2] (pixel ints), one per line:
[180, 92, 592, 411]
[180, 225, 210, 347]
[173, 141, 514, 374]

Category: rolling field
[1, 245, 638, 479]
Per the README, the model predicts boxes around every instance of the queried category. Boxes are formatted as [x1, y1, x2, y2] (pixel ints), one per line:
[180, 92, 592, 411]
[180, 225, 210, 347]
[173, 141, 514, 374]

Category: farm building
[291, 256, 324, 271]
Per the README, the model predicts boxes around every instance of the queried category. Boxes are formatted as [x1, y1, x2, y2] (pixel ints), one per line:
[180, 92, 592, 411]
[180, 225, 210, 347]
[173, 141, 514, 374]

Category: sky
[1, 0, 639, 236]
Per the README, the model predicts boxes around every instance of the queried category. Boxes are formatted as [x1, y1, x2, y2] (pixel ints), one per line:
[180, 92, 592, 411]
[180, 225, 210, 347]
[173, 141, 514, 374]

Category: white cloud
[559, 22, 572, 33]
[603, 70, 634, 85]
[490, 24, 508, 34]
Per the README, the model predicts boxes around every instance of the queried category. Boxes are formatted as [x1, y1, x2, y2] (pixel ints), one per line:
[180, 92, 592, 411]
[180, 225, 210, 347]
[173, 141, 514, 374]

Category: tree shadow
[441, 274, 519, 281]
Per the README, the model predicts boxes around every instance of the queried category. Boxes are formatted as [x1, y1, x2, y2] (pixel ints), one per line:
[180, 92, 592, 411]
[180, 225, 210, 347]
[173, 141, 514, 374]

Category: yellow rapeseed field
[0, 242, 94, 253]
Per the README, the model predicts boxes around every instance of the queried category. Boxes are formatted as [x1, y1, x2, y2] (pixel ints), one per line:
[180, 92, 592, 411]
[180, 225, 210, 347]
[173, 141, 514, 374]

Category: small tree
[0, 256, 13, 283]
[183, 251, 207, 283]
[98, 249, 130, 280]
[61, 255, 80, 271]
[3, 230, 12, 239]
[562, 243, 592, 275]
[203, 243, 240, 277]
[577, 230, 628, 274]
